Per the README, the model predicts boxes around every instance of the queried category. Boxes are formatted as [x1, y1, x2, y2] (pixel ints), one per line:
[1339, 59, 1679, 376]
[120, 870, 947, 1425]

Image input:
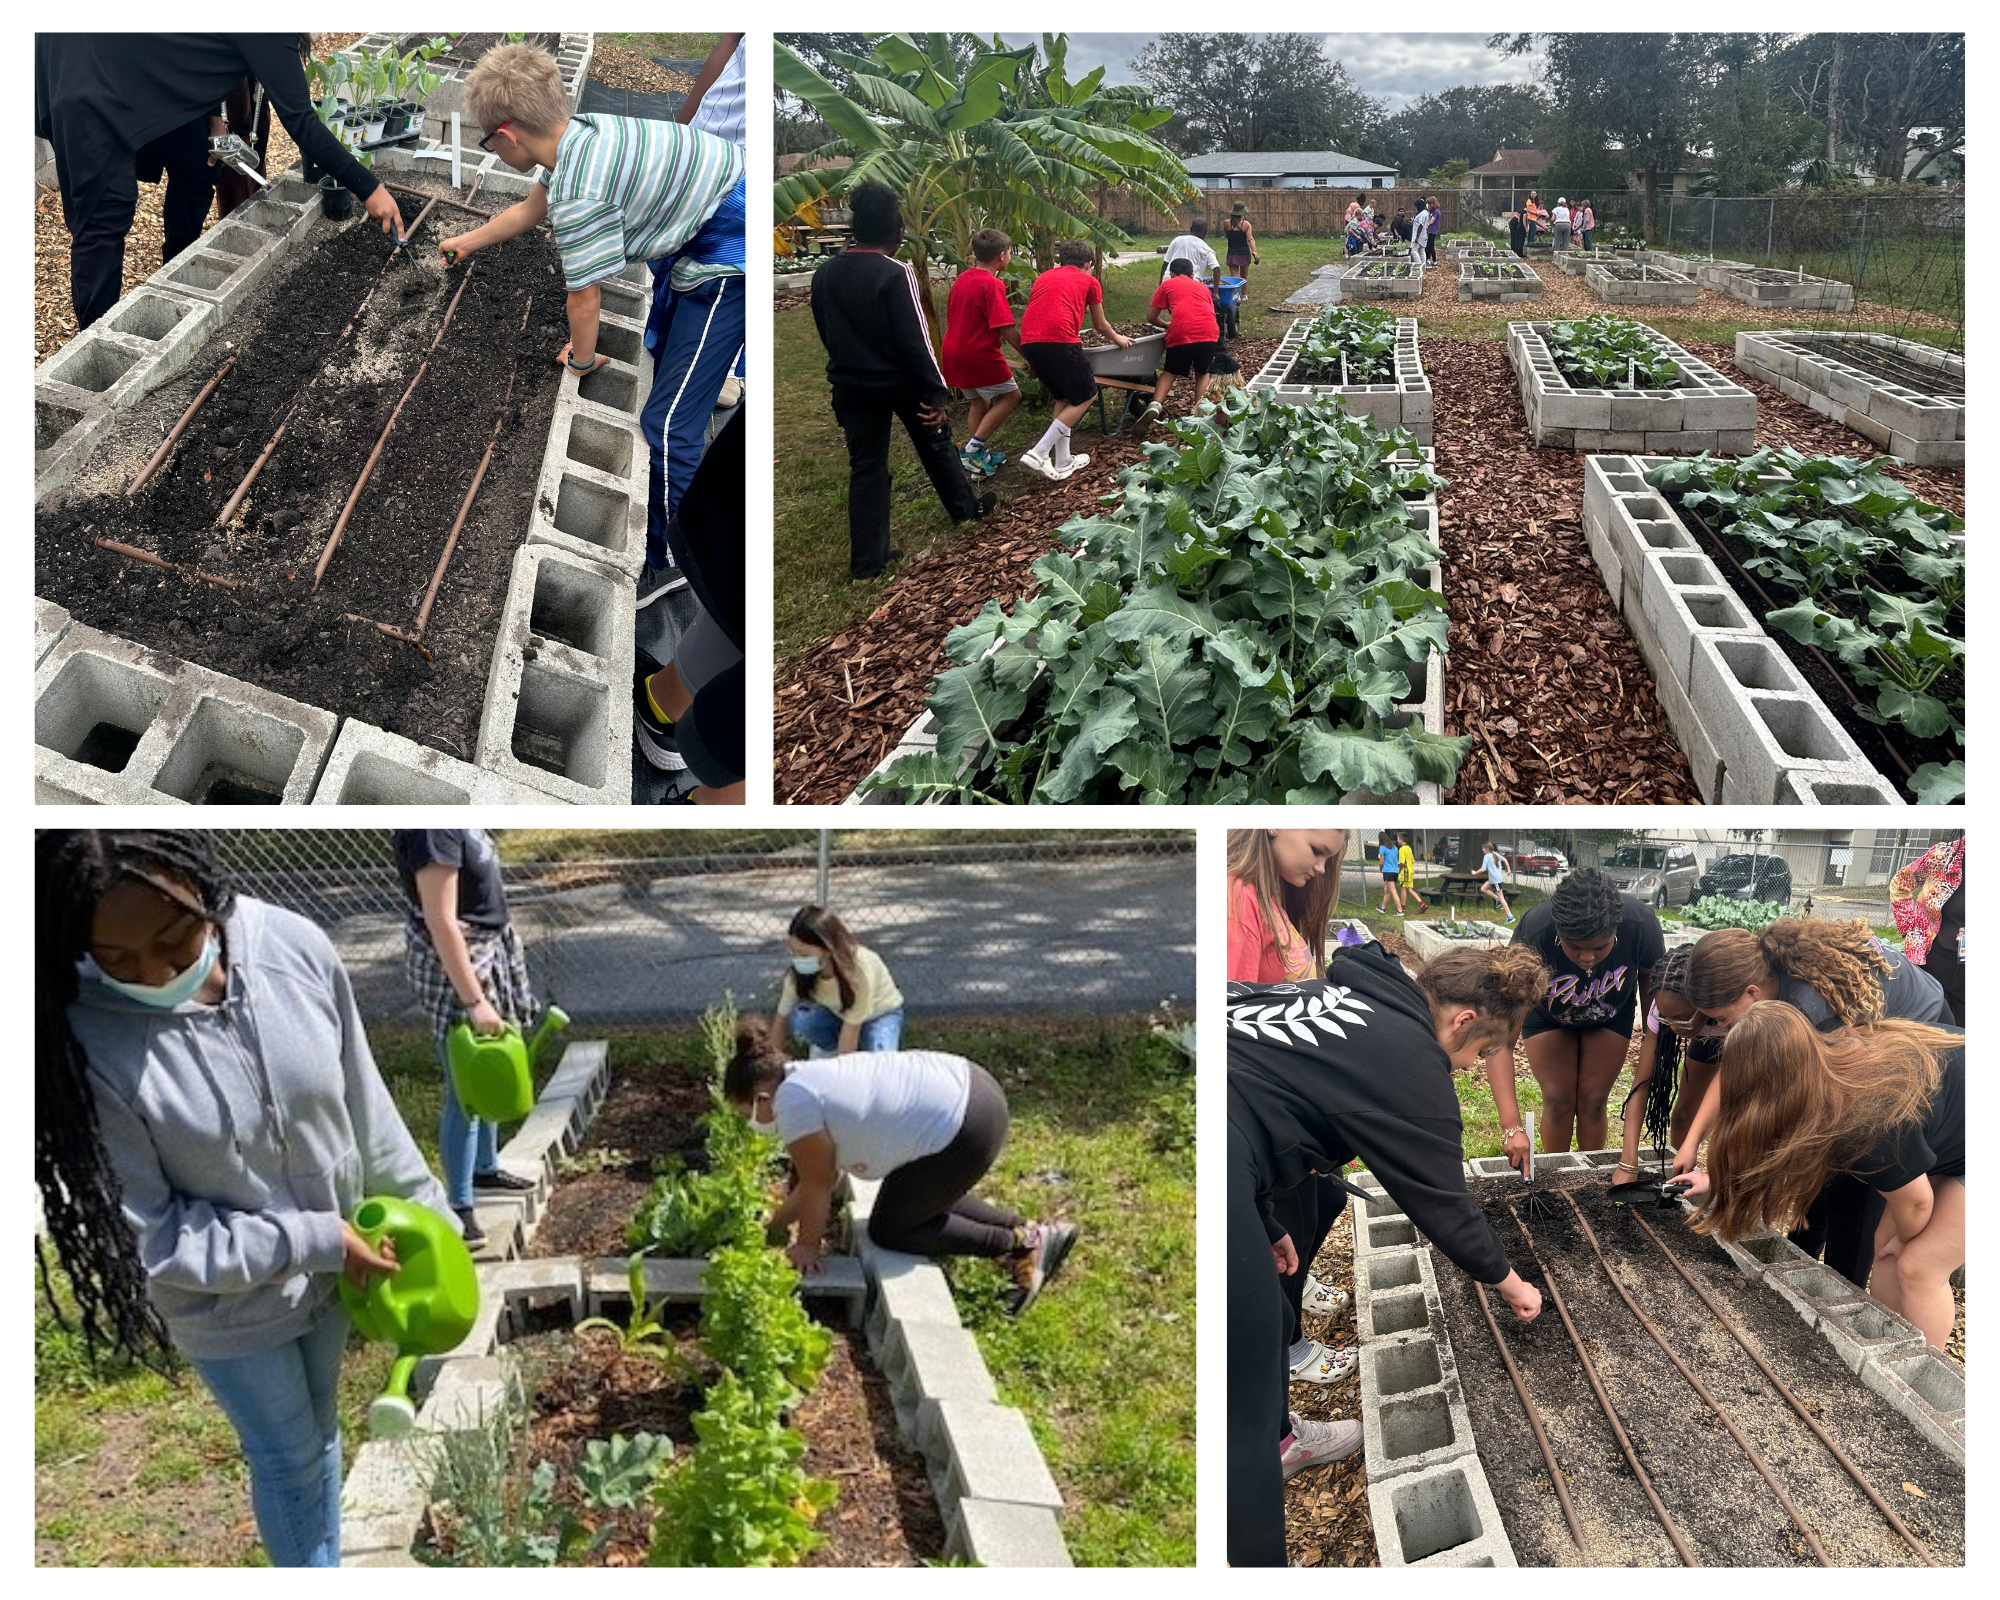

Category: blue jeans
[790, 1002, 904, 1057]
[438, 1035, 498, 1208]
[188, 1302, 349, 1567]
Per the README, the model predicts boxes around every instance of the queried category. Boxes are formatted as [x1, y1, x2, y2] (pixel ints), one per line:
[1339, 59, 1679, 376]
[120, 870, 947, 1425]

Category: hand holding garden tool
[447, 1005, 570, 1123]
[1518, 1111, 1562, 1222]
[206, 133, 269, 189]
[337, 1195, 480, 1436]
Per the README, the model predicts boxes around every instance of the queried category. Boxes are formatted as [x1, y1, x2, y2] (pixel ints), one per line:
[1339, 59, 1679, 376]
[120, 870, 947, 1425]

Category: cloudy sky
[997, 33, 1539, 113]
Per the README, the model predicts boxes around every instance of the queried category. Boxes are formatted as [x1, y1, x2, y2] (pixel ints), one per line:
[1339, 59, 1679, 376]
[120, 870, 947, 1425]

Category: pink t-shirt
[1228, 879, 1314, 983]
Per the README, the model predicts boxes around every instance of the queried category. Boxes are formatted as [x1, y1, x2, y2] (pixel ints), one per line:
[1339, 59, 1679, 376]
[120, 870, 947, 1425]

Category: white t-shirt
[1162, 233, 1219, 281]
[772, 1051, 972, 1179]
[1551, 205, 1572, 228]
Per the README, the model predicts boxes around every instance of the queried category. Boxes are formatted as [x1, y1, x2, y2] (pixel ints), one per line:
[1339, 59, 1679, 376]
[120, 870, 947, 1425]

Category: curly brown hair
[1686, 919, 1890, 1025]
[723, 1022, 788, 1107]
[1413, 944, 1550, 1051]
[1689, 1003, 1955, 1241]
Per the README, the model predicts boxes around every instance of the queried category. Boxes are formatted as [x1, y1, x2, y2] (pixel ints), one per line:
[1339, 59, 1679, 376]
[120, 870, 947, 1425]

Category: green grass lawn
[602, 32, 723, 60]
[35, 1016, 1191, 1568]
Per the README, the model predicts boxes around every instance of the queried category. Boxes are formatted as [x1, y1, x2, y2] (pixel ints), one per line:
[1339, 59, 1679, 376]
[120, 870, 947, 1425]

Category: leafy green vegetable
[1291, 304, 1399, 384]
[1542, 315, 1680, 390]
[699, 1243, 832, 1410]
[1643, 446, 1964, 791]
[1681, 896, 1788, 931]
[867, 389, 1469, 803]
[648, 1374, 837, 1567]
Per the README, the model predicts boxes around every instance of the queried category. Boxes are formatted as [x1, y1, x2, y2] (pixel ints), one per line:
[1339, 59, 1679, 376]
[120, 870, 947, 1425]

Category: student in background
[1375, 834, 1405, 914]
[765, 904, 906, 1057]
[1479, 840, 1515, 923]
[1575, 197, 1596, 251]
[1398, 833, 1429, 915]
[1223, 201, 1260, 279]
[1140, 258, 1222, 423]
[942, 227, 1026, 481]
[1161, 215, 1220, 286]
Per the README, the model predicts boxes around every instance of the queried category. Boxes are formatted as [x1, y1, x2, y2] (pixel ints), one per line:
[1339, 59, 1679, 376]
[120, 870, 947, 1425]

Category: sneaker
[473, 1167, 536, 1193]
[1006, 1220, 1079, 1315]
[960, 440, 987, 468]
[1063, 452, 1091, 473]
[1303, 1273, 1351, 1315]
[1141, 400, 1163, 424]
[715, 374, 743, 410]
[1281, 1413, 1362, 1480]
[971, 491, 997, 519]
[636, 558, 689, 611]
[1288, 1340, 1356, 1385]
[454, 1205, 488, 1250]
[977, 442, 1007, 471]
[848, 548, 904, 582]
[634, 670, 689, 773]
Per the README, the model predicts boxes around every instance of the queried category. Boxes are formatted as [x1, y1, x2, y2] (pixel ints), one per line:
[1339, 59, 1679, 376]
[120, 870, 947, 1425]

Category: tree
[1698, 35, 1818, 196]
[1131, 33, 1387, 158]
[773, 34, 1193, 338]
[1423, 157, 1471, 189]
[1492, 32, 1706, 233]
[1780, 33, 1963, 184]
[1382, 83, 1552, 184]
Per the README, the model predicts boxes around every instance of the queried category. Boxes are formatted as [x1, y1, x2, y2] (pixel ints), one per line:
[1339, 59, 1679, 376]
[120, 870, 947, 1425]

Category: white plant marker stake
[451, 111, 461, 190]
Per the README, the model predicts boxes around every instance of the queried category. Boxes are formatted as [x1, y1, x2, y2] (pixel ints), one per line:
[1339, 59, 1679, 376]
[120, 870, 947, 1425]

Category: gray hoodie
[69, 896, 452, 1359]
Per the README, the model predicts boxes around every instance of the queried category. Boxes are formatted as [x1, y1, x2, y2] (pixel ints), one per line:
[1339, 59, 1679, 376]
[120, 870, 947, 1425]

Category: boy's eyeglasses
[478, 119, 515, 154]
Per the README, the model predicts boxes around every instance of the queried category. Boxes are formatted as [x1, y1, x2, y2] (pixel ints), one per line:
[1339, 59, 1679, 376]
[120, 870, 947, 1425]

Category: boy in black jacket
[810, 180, 993, 581]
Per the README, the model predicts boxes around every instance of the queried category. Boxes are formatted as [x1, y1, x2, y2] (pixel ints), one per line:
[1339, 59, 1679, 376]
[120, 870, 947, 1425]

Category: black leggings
[1789, 1171, 1887, 1290]
[867, 1064, 1023, 1258]
[1228, 1122, 1289, 1566]
[71, 113, 217, 330]
[1270, 1173, 1345, 1346]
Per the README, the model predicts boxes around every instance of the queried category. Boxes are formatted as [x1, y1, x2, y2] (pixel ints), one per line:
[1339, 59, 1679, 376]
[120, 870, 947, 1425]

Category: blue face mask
[79, 932, 221, 1010]
[791, 956, 822, 977]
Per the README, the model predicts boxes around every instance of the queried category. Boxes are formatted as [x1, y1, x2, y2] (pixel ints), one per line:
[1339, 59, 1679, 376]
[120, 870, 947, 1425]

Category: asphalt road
[334, 851, 1196, 1028]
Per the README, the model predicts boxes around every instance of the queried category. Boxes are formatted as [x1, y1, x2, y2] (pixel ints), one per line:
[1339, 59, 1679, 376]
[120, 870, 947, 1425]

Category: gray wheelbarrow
[1082, 331, 1164, 436]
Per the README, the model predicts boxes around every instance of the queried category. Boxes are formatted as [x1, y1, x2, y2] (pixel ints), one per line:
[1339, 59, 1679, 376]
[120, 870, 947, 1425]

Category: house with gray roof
[1181, 149, 1400, 189]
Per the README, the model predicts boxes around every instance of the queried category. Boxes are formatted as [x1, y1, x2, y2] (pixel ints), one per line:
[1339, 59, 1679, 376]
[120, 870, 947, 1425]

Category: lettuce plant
[866, 390, 1469, 803]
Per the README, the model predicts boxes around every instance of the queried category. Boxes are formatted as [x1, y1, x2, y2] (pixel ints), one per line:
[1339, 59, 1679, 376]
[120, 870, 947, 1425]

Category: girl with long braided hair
[37, 830, 451, 1566]
[1675, 917, 1950, 1289]
[1492, 866, 1664, 1164]
[1605, 944, 1730, 1196]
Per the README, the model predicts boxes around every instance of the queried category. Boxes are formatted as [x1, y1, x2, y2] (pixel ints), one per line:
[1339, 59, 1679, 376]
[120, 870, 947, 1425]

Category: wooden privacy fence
[1100, 184, 1469, 238]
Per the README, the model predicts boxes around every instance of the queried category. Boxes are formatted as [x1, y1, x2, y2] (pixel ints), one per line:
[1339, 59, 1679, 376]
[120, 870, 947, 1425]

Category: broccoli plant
[865, 390, 1468, 804]
[1543, 315, 1680, 390]
[1292, 304, 1398, 385]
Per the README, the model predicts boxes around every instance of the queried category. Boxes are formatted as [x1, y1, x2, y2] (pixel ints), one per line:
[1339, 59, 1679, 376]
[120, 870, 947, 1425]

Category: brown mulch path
[773, 339, 1278, 804]
[1283, 1207, 1376, 1568]
[1427, 337, 1702, 804]
[774, 290, 811, 313]
[589, 41, 697, 96]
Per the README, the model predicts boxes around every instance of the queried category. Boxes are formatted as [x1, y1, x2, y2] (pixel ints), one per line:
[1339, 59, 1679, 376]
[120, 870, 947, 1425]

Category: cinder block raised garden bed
[1733, 332, 1963, 466]
[1640, 252, 1755, 290]
[1400, 918, 1510, 965]
[1349, 1160, 1964, 1566]
[1584, 260, 1698, 307]
[1248, 314, 1432, 444]
[1580, 454, 1940, 803]
[1338, 260, 1425, 300]
[1712, 265, 1856, 313]
[1509, 321, 1756, 453]
[1458, 260, 1542, 303]
[33, 160, 651, 805]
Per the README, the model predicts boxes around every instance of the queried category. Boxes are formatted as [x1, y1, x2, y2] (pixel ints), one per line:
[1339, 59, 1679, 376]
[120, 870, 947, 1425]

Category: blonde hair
[1686, 918, 1889, 1026]
[464, 42, 568, 137]
[1690, 1003, 1956, 1241]
[1226, 830, 1343, 980]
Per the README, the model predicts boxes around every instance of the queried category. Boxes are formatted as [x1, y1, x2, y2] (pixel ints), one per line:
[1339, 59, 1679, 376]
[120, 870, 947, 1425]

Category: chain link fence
[209, 830, 1194, 1028]
[1319, 827, 1955, 930]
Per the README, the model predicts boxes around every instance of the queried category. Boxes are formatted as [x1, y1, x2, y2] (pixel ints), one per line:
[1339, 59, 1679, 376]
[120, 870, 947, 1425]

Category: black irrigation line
[1624, 1208, 1941, 1567]
[1473, 1279, 1586, 1553]
[1506, 1198, 1701, 1566]
[1560, 1193, 1832, 1566]
[1768, 337, 1964, 400]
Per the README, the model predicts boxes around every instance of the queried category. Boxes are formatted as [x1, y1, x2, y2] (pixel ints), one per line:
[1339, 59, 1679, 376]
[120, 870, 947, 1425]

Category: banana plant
[774, 33, 1193, 339]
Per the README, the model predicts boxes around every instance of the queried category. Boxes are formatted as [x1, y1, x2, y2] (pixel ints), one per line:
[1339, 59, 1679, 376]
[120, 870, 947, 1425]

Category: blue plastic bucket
[1216, 275, 1247, 307]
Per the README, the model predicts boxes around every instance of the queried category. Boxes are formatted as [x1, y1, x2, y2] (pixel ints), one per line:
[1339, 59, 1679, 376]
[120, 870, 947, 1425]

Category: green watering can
[338, 1195, 480, 1436]
[446, 1005, 570, 1122]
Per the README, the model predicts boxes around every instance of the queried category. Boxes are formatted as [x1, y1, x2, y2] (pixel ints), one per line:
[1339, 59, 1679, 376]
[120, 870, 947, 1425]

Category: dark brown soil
[397, 32, 557, 66]
[528, 1067, 715, 1261]
[1670, 498, 1958, 789]
[35, 183, 566, 762]
[1434, 1168, 1964, 1566]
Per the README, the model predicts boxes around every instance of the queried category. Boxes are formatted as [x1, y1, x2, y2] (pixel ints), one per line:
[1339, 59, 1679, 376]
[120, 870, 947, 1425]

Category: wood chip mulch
[588, 42, 696, 96]
[772, 340, 1278, 804]
[775, 291, 811, 314]
[1427, 336, 1702, 804]
[1284, 1206, 1376, 1568]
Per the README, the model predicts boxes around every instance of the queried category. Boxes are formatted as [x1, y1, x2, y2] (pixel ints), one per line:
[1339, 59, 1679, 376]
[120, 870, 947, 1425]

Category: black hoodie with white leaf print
[1226, 939, 1511, 1285]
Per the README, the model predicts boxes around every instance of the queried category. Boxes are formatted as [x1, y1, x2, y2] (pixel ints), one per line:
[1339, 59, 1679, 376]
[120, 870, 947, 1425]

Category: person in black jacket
[810, 180, 994, 581]
[1228, 937, 1548, 1567]
[37, 34, 402, 331]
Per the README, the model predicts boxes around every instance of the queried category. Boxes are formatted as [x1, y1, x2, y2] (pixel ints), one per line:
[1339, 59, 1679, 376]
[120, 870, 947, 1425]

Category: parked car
[1697, 854, 1793, 904]
[1514, 844, 1570, 874]
[1600, 842, 1701, 909]
[1429, 834, 1462, 866]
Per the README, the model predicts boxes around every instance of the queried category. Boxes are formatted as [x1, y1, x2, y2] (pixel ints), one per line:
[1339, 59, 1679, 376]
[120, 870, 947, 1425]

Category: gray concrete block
[1355, 1250, 1441, 1343]
[1763, 1258, 1867, 1326]
[947, 1498, 1073, 1567]
[1715, 691, 1871, 807]
[1813, 1298, 1927, 1375]
[482, 1257, 585, 1320]
[148, 233, 285, 318]
[35, 392, 116, 503]
[1776, 768, 1906, 805]
[312, 717, 558, 804]
[1857, 1346, 1965, 1467]
[340, 1437, 440, 1552]
[1364, 1380, 1478, 1482]
[34, 598, 73, 666]
[37, 327, 164, 412]
[1718, 1229, 1817, 1284]
[1369, 1457, 1516, 1566]
[883, 1320, 999, 1431]
[923, 1400, 1064, 1514]
[99, 287, 222, 393]
[866, 1253, 963, 1355]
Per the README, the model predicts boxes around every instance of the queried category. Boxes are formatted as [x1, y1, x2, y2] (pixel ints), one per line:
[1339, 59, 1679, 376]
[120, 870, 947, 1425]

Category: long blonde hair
[1690, 1002, 1956, 1241]
[1686, 918, 1890, 1025]
[1226, 830, 1343, 980]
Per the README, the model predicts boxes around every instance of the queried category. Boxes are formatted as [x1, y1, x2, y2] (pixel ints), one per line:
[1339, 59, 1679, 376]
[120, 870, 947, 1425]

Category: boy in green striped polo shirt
[440, 45, 746, 603]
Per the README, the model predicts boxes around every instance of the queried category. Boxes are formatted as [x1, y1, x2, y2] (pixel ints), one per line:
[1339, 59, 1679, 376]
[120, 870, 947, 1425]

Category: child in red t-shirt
[1141, 259, 1223, 423]
[942, 228, 1026, 480]
[1017, 239, 1131, 482]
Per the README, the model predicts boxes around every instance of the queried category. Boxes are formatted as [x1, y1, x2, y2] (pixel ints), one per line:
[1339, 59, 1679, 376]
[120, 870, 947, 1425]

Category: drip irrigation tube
[383, 178, 493, 219]
[1473, 1280, 1586, 1553]
[1624, 1209, 1940, 1566]
[215, 197, 443, 526]
[1561, 1193, 1831, 1565]
[91, 538, 419, 645]
[1507, 1199, 1700, 1566]
[313, 263, 477, 589]
[128, 353, 238, 495]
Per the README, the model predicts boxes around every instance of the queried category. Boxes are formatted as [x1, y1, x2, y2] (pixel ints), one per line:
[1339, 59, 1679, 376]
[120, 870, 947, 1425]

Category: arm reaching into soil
[438, 182, 549, 264]
[1484, 1044, 1531, 1172]
[1089, 300, 1133, 348]
[414, 865, 504, 1036]
[769, 1131, 838, 1273]
[1616, 1025, 1660, 1176]
[560, 284, 607, 374]
[1674, 1070, 1725, 1175]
